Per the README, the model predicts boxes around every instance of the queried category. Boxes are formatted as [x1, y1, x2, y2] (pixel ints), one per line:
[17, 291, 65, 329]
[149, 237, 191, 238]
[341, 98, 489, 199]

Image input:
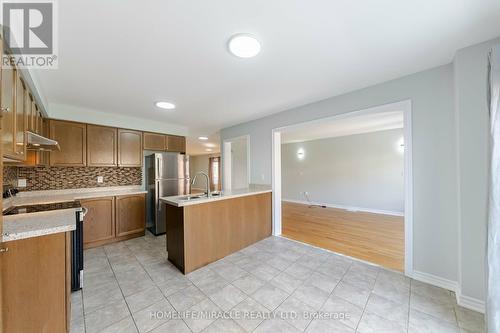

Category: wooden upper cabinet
[81, 197, 115, 248]
[115, 194, 146, 237]
[49, 120, 87, 166]
[118, 129, 142, 167]
[166, 135, 186, 153]
[14, 73, 26, 159]
[87, 125, 117, 167]
[25, 93, 32, 131]
[37, 111, 43, 135]
[143, 132, 166, 151]
[2, 52, 16, 158]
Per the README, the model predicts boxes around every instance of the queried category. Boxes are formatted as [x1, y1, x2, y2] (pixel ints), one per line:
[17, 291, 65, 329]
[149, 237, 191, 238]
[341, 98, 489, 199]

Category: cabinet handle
[0, 248, 9, 253]
[0, 107, 10, 112]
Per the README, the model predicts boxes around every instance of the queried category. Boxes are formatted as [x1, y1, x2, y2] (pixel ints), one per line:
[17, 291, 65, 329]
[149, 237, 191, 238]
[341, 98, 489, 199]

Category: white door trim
[271, 99, 414, 277]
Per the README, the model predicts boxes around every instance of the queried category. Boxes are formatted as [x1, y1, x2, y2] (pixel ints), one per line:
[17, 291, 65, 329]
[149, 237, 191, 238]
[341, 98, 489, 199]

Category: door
[49, 120, 87, 166]
[81, 197, 115, 248]
[118, 129, 142, 167]
[156, 153, 189, 180]
[116, 194, 146, 237]
[87, 125, 117, 166]
[155, 179, 190, 234]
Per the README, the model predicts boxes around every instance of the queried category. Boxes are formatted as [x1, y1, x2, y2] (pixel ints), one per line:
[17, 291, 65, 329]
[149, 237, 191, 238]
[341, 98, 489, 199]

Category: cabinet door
[37, 111, 43, 135]
[116, 194, 146, 237]
[118, 129, 142, 167]
[87, 125, 117, 166]
[81, 197, 115, 248]
[166, 135, 186, 153]
[49, 120, 87, 166]
[1, 233, 69, 333]
[1, 52, 15, 158]
[25, 93, 32, 131]
[31, 100, 37, 133]
[143, 132, 166, 151]
[14, 72, 26, 159]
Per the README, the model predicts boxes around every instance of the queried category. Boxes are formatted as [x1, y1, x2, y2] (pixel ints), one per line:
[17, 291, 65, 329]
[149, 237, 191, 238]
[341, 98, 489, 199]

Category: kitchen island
[160, 186, 272, 274]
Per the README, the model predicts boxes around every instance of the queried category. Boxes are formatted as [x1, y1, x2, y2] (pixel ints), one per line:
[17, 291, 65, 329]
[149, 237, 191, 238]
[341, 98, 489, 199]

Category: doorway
[272, 100, 413, 275]
[223, 135, 250, 190]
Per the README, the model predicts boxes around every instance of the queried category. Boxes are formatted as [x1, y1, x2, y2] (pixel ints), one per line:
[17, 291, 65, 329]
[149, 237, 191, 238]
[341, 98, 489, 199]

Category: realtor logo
[1, 0, 58, 68]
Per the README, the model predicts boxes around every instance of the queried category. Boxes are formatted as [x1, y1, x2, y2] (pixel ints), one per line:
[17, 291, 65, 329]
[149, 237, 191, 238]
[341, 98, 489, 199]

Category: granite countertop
[2, 186, 147, 242]
[4, 186, 147, 208]
[160, 185, 272, 207]
[2, 208, 80, 242]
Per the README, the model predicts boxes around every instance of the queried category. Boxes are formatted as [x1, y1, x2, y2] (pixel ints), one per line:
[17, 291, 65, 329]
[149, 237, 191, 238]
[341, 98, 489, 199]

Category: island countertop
[159, 185, 272, 207]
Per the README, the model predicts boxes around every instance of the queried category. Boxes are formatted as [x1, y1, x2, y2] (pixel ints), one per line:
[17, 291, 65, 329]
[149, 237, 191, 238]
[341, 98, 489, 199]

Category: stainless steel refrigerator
[145, 153, 190, 235]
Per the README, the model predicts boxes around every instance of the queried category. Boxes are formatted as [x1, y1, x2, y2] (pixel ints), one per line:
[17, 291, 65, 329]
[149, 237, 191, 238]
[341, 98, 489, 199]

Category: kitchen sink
[178, 195, 206, 201]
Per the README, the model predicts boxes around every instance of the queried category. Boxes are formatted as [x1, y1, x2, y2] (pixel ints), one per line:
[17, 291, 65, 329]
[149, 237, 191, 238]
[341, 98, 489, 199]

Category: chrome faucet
[191, 172, 211, 197]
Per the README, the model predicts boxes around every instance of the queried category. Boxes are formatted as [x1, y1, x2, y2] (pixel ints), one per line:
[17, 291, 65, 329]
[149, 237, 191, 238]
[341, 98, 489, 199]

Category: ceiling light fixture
[228, 34, 261, 58]
[206, 148, 213, 152]
[198, 136, 208, 140]
[155, 101, 176, 110]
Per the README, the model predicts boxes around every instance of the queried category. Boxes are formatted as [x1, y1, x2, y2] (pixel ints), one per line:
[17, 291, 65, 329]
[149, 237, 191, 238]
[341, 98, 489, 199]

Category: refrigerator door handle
[156, 156, 161, 179]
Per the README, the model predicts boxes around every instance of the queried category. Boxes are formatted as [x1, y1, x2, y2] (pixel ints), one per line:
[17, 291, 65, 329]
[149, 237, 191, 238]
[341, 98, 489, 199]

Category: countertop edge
[2, 224, 76, 242]
[160, 189, 272, 207]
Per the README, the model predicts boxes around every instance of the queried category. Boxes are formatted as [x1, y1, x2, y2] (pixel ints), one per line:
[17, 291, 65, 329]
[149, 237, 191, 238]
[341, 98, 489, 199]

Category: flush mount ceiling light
[198, 136, 208, 140]
[228, 34, 261, 58]
[155, 101, 176, 110]
[205, 148, 213, 152]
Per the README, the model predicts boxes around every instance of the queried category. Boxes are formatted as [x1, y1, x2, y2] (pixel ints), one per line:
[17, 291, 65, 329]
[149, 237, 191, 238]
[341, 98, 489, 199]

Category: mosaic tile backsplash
[3, 166, 142, 191]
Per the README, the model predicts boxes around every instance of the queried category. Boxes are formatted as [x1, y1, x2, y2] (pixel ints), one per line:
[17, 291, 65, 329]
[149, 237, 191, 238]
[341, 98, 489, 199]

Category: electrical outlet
[17, 179, 27, 188]
[97, 176, 104, 183]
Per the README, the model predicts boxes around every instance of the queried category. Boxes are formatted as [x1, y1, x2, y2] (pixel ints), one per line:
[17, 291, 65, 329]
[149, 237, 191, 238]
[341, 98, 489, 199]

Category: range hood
[26, 131, 60, 151]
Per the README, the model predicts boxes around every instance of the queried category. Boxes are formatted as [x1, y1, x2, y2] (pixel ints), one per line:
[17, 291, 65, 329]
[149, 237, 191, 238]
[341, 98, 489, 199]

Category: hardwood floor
[282, 201, 404, 271]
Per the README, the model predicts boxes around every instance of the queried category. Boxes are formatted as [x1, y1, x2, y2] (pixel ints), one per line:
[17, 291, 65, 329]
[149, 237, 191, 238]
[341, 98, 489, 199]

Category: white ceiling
[186, 132, 221, 156]
[282, 111, 403, 143]
[33, 0, 500, 137]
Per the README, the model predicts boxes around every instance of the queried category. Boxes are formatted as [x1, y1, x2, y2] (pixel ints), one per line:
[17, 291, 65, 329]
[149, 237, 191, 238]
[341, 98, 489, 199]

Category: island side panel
[183, 192, 272, 273]
[165, 203, 185, 273]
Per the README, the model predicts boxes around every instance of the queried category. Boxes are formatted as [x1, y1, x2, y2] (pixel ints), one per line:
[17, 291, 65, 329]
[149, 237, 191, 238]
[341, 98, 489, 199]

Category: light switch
[97, 176, 104, 183]
[17, 179, 27, 187]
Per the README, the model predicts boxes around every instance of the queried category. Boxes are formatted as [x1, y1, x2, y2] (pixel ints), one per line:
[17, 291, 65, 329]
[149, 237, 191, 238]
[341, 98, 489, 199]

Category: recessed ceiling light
[198, 136, 208, 140]
[205, 148, 213, 152]
[205, 143, 216, 148]
[155, 101, 176, 110]
[228, 34, 261, 58]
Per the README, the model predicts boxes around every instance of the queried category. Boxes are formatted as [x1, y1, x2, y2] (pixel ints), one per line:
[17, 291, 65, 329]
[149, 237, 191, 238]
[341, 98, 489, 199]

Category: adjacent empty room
[280, 110, 407, 271]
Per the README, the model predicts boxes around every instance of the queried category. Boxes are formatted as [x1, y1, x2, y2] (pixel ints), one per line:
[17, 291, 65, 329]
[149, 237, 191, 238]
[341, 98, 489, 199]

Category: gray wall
[221, 64, 459, 285]
[282, 129, 404, 213]
[454, 37, 500, 302]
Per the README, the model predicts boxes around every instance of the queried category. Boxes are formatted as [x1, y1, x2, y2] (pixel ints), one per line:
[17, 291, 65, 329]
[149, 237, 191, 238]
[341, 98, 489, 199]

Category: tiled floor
[71, 232, 485, 333]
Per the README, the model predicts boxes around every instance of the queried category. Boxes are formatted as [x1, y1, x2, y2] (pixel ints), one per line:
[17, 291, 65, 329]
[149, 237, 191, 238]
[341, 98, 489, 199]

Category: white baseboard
[412, 270, 459, 292]
[282, 198, 404, 216]
[412, 270, 485, 313]
[456, 291, 486, 313]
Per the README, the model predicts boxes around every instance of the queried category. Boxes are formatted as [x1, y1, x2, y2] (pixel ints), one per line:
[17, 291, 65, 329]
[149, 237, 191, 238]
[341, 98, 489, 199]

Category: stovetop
[3, 201, 82, 215]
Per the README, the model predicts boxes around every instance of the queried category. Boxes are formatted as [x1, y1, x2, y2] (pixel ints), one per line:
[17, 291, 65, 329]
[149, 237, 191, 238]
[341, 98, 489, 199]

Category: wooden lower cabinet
[82, 196, 115, 248]
[116, 194, 146, 237]
[1, 232, 71, 333]
[166, 192, 272, 274]
[82, 194, 146, 249]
